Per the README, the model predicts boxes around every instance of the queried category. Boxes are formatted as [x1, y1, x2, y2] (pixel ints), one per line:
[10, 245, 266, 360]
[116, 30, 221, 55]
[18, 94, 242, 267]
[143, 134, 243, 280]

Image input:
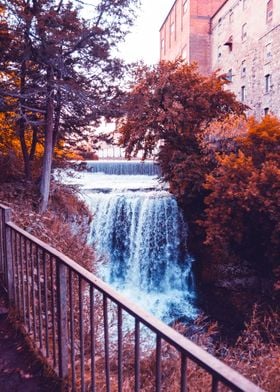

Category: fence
[0, 204, 263, 392]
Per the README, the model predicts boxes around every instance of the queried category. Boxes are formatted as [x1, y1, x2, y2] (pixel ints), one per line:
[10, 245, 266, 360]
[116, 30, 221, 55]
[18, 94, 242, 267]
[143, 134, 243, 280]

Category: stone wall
[211, 0, 280, 119]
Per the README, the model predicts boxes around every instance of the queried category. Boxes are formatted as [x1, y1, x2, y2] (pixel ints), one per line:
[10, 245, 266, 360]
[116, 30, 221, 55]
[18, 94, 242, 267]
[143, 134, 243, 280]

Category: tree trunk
[39, 66, 54, 213]
[29, 127, 38, 161]
[19, 59, 32, 179]
[53, 88, 61, 149]
[19, 120, 31, 179]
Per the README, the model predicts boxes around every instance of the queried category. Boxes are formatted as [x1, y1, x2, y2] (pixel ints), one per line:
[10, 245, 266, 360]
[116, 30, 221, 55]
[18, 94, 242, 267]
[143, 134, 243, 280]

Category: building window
[241, 60, 246, 78]
[241, 86, 246, 102]
[265, 43, 272, 61]
[229, 10, 234, 23]
[265, 74, 272, 93]
[183, 0, 188, 14]
[218, 45, 222, 60]
[170, 21, 175, 34]
[242, 23, 247, 41]
[161, 38, 165, 50]
[243, 0, 247, 10]
[224, 36, 233, 51]
[267, 0, 273, 23]
[264, 107, 269, 116]
[227, 69, 233, 82]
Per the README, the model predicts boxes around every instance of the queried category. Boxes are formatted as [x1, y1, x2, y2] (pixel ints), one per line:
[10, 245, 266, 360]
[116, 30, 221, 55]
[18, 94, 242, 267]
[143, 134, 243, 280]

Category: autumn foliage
[120, 61, 245, 229]
[120, 60, 279, 287]
[203, 115, 280, 271]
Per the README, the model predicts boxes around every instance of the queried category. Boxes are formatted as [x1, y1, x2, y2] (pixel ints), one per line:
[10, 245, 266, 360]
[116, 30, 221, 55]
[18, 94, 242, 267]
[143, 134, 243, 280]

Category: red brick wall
[190, 0, 225, 74]
[160, 0, 225, 74]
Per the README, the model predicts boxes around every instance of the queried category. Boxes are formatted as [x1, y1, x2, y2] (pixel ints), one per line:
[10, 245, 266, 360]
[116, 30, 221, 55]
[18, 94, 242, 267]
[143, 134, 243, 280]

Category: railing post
[3, 207, 15, 304]
[56, 259, 69, 382]
[0, 207, 4, 280]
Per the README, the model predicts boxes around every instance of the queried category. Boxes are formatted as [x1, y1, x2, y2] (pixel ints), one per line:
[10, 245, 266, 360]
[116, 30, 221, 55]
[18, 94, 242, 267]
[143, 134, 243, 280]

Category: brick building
[160, 0, 280, 118]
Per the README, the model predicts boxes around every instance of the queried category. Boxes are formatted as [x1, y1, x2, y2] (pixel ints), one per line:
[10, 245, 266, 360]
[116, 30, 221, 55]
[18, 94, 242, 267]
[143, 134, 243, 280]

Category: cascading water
[59, 160, 197, 323]
[86, 160, 161, 176]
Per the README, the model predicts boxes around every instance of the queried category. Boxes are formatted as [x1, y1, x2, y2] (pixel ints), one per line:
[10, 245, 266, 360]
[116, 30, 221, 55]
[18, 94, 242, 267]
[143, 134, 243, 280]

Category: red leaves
[120, 60, 279, 273]
[203, 116, 280, 268]
[120, 60, 245, 158]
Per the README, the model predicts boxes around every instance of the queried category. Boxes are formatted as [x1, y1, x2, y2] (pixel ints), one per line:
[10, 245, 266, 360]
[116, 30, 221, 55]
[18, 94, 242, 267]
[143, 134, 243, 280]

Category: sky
[117, 0, 175, 65]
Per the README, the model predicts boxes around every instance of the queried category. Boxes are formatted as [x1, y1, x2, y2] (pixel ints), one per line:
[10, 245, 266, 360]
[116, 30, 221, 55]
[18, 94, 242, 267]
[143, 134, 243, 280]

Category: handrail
[0, 205, 264, 391]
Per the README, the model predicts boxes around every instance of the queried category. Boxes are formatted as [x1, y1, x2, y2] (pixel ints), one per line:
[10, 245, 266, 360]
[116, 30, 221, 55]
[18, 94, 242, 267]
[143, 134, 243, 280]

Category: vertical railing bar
[135, 319, 140, 392]
[11, 229, 16, 303]
[25, 238, 31, 332]
[103, 295, 110, 392]
[11, 230, 17, 305]
[37, 246, 43, 348]
[79, 276, 85, 392]
[68, 269, 76, 392]
[19, 235, 26, 324]
[180, 352, 187, 392]
[90, 285, 95, 392]
[1, 208, 16, 304]
[117, 305, 123, 392]
[16, 232, 22, 311]
[14, 231, 20, 308]
[156, 335, 161, 392]
[56, 259, 68, 381]
[69, 270, 76, 391]
[12, 231, 16, 306]
[50, 256, 57, 368]
[30, 241, 37, 341]
[3, 208, 15, 303]
[212, 375, 219, 392]
[0, 209, 6, 287]
[4, 213, 7, 288]
[3, 210, 7, 287]
[43, 250, 49, 357]
[0, 208, 4, 283]
[4, 211, 9, 289]
[1, 208, 5, 286]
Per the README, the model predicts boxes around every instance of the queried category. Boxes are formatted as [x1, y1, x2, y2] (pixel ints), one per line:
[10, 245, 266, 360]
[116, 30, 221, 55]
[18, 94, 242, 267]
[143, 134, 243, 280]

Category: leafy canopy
[120, 60, 245, 203]
[203, 115, 280, 268]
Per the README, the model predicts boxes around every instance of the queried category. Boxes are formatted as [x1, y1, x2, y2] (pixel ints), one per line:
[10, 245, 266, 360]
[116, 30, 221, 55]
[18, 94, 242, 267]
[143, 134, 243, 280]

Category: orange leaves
[247, 115, 280, 143]
[203, 116, 280, 268]
[0, 112, 20, 153]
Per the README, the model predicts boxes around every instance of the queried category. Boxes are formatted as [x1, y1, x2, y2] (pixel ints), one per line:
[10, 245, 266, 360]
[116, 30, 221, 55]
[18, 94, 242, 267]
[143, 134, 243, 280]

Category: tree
[119, 60, 245, 208]
[202, 115, 280, 272]
[0, 0, 139, 211]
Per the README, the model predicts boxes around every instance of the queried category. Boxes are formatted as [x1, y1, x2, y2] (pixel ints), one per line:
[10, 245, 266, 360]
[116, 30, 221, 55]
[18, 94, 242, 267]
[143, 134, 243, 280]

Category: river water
[59, 161, 197, 323]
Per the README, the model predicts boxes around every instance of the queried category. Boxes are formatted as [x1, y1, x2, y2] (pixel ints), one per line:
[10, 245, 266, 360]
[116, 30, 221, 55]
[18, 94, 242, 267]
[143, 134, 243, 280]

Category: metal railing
[0, 204, 263, 391]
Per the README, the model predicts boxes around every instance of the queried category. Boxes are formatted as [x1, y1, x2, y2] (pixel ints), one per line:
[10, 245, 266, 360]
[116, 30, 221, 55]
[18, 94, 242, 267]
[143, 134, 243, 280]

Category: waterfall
[59, 161, 197, 322]
[86, 160, 160, 176]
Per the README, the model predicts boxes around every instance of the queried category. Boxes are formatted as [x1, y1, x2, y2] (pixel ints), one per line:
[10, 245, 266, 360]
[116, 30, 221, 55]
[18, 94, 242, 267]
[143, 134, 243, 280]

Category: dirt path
[0, 289, 61, 392]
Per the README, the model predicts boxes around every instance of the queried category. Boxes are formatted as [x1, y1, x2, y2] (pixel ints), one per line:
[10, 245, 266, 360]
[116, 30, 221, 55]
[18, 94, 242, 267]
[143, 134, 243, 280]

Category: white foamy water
[57, 162, 197, 323]
[55, 169, 162, 191]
